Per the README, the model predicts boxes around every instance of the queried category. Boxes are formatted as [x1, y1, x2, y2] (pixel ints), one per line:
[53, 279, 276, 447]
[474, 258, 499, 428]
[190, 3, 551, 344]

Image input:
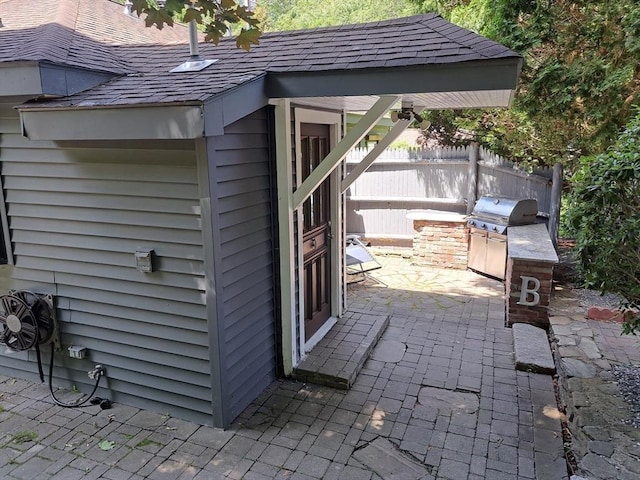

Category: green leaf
[221, 0, 238, 9]
[236, 28, 261, 51]
[98, 440, 116, 451]
[182, 8, 202, 24]
[143, 9, 175, 29]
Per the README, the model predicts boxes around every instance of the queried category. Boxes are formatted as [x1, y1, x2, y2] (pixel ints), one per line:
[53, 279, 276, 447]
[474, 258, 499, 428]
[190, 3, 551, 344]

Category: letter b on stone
[518, 276, 540, 306]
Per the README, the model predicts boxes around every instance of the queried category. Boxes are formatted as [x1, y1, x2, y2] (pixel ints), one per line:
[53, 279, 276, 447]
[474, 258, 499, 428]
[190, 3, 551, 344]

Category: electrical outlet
[68, 346, 86, 359]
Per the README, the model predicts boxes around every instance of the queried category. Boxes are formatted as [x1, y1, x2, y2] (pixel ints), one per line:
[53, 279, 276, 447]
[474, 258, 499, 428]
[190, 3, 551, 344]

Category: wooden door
[301, 123, 332, 342]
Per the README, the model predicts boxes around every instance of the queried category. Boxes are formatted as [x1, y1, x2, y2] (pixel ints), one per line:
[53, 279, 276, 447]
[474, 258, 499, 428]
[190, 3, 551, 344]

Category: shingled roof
[2, 5, 521, 110]
[0, 0, 190, 75]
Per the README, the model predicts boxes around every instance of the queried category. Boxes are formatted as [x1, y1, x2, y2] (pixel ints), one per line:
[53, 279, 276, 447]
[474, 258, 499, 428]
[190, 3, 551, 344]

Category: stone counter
[508, 223, 559, 264]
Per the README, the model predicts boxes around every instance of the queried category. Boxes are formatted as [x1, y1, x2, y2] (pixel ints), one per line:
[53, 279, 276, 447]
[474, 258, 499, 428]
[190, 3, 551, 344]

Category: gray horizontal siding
[11, 217, 204, 245]
[9, 204, 201, 230]
[0, 104, 213, 423]
[209, 108, 277, 425]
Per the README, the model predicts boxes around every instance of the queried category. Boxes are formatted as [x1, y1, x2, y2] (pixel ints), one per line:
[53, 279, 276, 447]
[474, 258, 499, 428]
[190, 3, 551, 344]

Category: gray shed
[0, 0, 521, 427]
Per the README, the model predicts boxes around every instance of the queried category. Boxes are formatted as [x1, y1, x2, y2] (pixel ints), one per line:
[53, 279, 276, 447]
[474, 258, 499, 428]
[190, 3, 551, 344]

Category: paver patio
[0, 254, 567, 479]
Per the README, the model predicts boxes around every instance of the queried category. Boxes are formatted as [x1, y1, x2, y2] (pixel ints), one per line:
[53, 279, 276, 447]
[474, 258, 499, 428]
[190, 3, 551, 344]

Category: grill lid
[468, 195, 538, 229]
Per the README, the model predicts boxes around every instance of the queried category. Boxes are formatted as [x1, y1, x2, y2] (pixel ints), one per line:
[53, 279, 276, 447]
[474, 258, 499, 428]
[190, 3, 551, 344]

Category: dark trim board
[266, 59, 522, 99]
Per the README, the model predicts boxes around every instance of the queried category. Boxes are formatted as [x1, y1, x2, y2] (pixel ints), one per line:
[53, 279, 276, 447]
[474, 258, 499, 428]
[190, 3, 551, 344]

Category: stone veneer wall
[410, 212, 468, 269]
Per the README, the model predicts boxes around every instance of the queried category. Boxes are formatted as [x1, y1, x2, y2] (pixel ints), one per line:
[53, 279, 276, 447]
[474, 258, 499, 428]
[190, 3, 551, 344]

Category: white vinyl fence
[346, 145, 554, 241]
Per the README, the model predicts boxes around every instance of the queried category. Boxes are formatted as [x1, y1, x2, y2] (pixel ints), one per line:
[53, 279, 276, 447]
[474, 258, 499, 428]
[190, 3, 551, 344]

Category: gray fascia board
[0, 62, 117, 98]
[0, 62, 43, 97]
[19, 105, 205, 140]
[204, 75, 268, 137]
[266, 58, 523, 99]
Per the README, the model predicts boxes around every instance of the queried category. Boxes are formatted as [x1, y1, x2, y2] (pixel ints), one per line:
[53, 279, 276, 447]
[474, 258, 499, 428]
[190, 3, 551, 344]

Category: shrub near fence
[345, 145, 553, 245]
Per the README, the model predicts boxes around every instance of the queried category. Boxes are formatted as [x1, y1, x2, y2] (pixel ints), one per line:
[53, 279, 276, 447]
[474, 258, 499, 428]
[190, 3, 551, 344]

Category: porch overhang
[266, 58, 522, 109]
[277, 55, 522, 210]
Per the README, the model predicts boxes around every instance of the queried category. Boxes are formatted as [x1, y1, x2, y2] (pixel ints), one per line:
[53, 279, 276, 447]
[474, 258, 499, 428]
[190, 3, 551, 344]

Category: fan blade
[16, 322, 36, 350]
[0, 296, 13, 315]
[12, 301, 28, 320]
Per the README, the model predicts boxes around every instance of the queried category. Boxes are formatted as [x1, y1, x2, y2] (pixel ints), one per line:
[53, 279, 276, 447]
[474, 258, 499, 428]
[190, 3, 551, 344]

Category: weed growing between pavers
[135, 438, 163, 448]
[12, 431, 37, 444]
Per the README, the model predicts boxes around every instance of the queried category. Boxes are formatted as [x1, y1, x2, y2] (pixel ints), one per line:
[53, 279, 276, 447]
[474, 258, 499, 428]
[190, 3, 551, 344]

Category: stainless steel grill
[467, 195, 538, 279]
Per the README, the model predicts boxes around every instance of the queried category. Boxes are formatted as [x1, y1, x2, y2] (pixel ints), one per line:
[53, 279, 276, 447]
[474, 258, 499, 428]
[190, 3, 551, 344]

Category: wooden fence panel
[346, 146, 553, 241]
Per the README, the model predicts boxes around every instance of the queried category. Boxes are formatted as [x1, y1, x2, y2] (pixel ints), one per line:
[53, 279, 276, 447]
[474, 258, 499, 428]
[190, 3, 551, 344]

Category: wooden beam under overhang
[292, 95, 399, 210]
[341, 106, 426, 194]
[19, 105, 204, 140]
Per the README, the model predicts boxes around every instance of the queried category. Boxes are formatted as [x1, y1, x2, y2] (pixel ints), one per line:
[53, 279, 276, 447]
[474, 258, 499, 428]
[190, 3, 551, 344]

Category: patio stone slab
[417, 386, 479, 415]
[293, 313, 390, 389]
[562, 358, 596, 379]
[513, 323, 556, 375]
[352, 437, 433, 480]
[370, 340, 406, 363]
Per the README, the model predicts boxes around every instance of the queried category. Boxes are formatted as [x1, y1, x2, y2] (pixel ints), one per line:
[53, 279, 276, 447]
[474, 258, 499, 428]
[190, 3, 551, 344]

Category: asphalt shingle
[1, 0, 521, 109]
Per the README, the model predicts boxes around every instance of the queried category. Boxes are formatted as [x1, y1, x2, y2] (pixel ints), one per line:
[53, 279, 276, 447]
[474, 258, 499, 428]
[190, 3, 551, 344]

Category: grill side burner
[467, 196, 538, 280]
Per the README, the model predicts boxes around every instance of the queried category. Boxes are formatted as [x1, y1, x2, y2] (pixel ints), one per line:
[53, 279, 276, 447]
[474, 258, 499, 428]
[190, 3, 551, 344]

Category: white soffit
[293, 90, 515, 113]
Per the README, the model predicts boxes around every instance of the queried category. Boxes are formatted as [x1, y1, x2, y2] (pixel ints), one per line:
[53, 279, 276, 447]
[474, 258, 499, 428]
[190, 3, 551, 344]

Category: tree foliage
[565, 111, 640, 334]
[410, 0, 640, 169]
[255, 0, 417, 31]
[130, 0, 261, 50]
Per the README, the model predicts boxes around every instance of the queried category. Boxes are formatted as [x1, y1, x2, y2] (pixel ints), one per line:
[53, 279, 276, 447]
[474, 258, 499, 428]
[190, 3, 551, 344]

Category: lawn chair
[346, 235, 382, 283]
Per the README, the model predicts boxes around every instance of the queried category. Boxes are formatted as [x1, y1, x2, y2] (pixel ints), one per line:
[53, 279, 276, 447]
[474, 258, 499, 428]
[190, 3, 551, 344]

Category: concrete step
[293, 312, 390, 389]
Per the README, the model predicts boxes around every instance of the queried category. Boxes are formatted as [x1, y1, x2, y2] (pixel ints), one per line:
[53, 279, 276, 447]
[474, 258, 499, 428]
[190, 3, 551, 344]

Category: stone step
[513, 322, 556, 375]
[293, 313, 390, 389]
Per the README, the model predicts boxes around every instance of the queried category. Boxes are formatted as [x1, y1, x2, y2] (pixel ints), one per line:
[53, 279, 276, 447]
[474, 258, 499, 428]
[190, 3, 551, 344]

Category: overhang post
[292, 95, 399, 210]
[272, 99, 297, 375]
[341, 106, 425, 193]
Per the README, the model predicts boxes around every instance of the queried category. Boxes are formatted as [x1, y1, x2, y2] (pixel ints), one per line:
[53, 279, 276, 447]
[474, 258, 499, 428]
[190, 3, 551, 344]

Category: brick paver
[0, 254, 566, 479]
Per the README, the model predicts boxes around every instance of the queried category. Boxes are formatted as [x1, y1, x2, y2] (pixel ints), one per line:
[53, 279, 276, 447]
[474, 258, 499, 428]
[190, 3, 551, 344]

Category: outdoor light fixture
[390, 107, 431, 130]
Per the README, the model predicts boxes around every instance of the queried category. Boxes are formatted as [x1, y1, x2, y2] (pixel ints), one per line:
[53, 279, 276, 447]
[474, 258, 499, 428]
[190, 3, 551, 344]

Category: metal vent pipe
[189, 20, 200, 59]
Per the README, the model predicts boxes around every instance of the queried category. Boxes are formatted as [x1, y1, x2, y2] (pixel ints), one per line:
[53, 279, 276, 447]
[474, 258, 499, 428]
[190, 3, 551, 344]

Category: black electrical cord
[47, 346, 104, 408]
